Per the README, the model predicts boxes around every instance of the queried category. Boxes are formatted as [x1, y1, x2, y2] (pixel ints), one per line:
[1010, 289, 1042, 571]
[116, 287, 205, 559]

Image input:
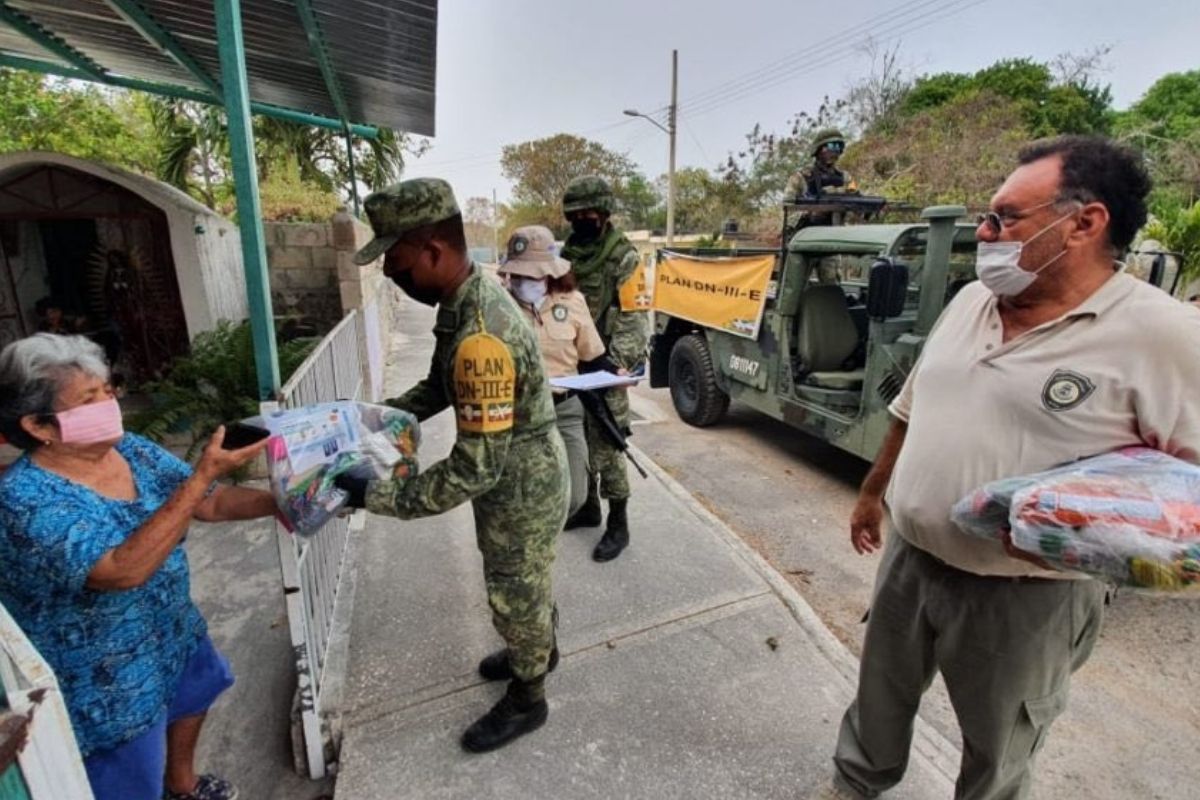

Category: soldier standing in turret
[559, 176, 649, 563]
[787, 129, 858, 201]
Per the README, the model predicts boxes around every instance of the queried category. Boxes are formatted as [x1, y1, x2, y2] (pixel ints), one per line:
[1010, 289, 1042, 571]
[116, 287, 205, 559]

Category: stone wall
[265, 220, 342, 334]
[331, 211, 402, 400]
[264, 214, 399, 399]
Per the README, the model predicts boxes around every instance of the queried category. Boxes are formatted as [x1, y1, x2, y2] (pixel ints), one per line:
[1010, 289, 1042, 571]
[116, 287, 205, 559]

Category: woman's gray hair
[0, 333, 110, 450]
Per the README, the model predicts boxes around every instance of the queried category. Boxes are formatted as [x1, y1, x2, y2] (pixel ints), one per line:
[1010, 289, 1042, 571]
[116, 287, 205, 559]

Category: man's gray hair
[0, 333, 111, 450]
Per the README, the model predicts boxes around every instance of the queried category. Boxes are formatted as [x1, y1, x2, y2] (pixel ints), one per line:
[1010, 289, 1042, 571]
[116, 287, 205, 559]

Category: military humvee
[649, 201, 979, 462]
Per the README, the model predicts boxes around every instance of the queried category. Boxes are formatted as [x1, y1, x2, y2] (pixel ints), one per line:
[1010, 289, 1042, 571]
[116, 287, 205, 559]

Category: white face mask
[976, 211, 1077, 297]
[510, 276, 548, 309]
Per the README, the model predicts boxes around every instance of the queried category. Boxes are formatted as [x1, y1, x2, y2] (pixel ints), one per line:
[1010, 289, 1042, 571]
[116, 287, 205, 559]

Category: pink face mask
[56, 397, 124, 445]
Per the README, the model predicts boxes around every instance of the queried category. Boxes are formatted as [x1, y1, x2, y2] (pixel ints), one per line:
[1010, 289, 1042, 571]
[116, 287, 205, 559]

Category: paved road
[629, 385, 1200, 800]
[331, 298, 958, 799]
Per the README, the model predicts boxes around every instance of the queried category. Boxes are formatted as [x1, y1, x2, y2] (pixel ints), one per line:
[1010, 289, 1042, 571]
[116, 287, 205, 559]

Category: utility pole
[667, 48, 677, 248]
[624, 49, 678, 247]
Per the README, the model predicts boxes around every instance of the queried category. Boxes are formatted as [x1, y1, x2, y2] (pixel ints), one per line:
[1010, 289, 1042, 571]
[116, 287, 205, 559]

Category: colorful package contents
[952, 447, 1200, 590]
[258, 401, 421, 536]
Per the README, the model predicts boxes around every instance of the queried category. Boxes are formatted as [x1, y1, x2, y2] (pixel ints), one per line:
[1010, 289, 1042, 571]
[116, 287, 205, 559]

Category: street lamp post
[624, 49, 678, 247]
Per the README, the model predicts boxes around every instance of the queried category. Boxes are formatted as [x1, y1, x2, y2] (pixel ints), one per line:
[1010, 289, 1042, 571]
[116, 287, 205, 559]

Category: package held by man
[952, 447, 1200, 590]
[257, 401, 420, 536]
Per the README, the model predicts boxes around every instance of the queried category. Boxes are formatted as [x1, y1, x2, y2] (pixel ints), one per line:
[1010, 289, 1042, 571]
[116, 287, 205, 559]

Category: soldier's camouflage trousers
[472, 430, 570, 681]
[583, 387, 630, 501]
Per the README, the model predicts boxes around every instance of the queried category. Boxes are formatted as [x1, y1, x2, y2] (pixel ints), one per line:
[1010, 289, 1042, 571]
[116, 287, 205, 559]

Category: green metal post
[345, 129, 360, 216]
[215, 0, 279, 398]
[915, 205, 967, 336]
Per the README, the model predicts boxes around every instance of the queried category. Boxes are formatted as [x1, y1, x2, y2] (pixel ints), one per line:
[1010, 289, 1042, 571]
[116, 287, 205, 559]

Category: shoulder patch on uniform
[1041, 369, 1095, 412]
[551, 303, 569, 322]
[618, 260, 653, 311]
[453, 333, 516, 433]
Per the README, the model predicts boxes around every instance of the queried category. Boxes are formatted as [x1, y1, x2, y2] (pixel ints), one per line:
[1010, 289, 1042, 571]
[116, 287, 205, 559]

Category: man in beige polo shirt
[822, 136, 1200, 800]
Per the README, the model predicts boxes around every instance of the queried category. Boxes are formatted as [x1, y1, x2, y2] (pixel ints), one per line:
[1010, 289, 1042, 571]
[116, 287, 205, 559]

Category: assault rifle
[575, 389, 649, 480]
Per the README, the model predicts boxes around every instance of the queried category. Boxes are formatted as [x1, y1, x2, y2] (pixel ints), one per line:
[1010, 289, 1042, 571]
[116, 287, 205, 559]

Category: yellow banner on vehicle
[653, 252, 775, 339]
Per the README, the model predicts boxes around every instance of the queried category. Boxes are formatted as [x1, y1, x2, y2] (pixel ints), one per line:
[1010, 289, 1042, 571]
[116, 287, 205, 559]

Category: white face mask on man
[510, 276, 549, 309]
[976, 209, 1078, 297]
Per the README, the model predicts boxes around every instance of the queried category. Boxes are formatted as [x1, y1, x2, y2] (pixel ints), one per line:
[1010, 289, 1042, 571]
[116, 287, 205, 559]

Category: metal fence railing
[0, 602, 93, 800]
[265, 309, 368, 779]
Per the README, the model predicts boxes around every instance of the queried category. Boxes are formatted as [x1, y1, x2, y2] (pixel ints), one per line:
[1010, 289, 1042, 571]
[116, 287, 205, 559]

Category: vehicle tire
[668, 334, 730, 427]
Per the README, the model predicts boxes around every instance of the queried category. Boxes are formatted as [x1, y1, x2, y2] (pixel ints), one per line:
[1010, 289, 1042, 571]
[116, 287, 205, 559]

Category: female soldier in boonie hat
[499, 226, 618, 525]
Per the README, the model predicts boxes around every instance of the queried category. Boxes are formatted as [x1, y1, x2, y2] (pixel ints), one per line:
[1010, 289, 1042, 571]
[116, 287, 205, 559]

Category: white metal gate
[265, 309, 368, 779]
[0, 602, 93, 800]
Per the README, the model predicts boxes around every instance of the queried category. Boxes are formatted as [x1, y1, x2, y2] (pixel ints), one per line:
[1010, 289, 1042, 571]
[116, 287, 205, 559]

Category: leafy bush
[217, 158, 341, 222]
[127, 320, 318, 457]
[1143, 199, 1200, 287]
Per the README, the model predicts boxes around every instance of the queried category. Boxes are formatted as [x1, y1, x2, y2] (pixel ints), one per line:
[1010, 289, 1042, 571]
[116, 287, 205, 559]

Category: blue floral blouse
[0, 433, 206, 756]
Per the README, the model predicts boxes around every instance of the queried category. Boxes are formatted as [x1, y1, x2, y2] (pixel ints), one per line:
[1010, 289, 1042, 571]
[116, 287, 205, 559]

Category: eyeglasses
[822, 141, 845, 154]
[976, 198, 1070, 236]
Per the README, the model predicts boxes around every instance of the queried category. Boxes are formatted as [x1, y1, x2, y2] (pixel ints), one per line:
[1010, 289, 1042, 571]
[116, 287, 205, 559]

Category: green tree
[900, 72, 973, 116]
[659, 167, 727, 235]
[148, 98, 413, 210]
[462, 195, 500, 249]
[500, 134, 638, 235]
[499, 200, 564, 241]
[148, 99, 228, 207]
[619, 173, 662, 230]
[1119, 70, 1200, 141]
[1143, 200, 1200, 286]
[0, 70, 156, 172]
[898, 57, 1111, 136]
[1116, 71, 1200, 205]
[718, 97, 848, 224]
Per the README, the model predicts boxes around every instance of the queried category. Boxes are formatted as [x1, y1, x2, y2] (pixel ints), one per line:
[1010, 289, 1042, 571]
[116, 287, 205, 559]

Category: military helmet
[562, 175, 615, 215]
[811, 129, 847, 157]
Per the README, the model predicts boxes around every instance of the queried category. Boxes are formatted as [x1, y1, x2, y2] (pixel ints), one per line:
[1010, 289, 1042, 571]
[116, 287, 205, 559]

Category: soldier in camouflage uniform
[559, 176, 649, 562]
[786, 129, 858, 202]
[336, 178, 570, 753]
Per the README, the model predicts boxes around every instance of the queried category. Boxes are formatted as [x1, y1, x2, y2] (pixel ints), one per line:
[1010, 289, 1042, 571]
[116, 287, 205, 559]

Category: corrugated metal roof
[0, 0, 437, 134]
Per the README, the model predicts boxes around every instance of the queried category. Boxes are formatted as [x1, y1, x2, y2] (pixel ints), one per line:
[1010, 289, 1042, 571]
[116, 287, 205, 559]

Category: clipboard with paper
[549, 371, 641, 392]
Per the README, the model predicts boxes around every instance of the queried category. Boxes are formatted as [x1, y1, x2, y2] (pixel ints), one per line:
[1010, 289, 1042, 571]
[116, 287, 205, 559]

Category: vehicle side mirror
[867, 257, 908, 319]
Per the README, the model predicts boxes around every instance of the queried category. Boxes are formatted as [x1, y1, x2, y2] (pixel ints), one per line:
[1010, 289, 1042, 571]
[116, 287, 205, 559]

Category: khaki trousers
[834, 534, 1105, 800]
[554, 395, 589, 518]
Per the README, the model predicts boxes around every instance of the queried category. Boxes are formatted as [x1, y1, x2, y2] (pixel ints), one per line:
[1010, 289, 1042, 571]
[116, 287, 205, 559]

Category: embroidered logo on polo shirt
[1041, 369, 1095, 412]
[551, 304, 568, 322]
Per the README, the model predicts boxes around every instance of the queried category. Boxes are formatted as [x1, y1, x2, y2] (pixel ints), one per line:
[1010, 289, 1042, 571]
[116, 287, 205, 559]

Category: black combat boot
[564, 475, 602, 529]
[478, 645, 559, 682]
[460, 675, 548, 753]
[592, 498, 630, 562]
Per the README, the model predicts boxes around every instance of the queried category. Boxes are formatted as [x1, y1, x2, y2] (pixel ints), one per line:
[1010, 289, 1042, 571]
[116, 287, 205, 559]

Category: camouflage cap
[811, 129, 847, 156]
[353, 178, 461, 265]
[497, 225, 570, 279]
[562, 175, 615, 215]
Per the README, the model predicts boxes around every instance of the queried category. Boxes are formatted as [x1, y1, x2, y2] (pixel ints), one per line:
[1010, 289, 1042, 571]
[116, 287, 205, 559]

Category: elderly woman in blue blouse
[0, 334, 275, 800]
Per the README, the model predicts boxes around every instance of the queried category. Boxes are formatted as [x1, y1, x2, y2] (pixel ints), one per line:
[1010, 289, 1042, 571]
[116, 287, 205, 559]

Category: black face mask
[393, 269, 441, 307]
[570, 217, 603, 242]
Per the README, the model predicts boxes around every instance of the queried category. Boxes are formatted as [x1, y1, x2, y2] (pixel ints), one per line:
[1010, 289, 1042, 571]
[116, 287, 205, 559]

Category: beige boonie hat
[498, 225, 570, 279]
[353, 177, 461, 265]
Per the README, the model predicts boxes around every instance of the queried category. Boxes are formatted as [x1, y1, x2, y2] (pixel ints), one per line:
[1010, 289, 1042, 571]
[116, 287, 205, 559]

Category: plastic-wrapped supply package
[952, 448, 1200, 590]
[258, 401, 420, 536]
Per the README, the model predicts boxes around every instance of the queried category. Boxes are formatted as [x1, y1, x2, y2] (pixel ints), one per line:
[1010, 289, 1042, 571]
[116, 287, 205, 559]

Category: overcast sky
[402, 0, 1199, 205]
